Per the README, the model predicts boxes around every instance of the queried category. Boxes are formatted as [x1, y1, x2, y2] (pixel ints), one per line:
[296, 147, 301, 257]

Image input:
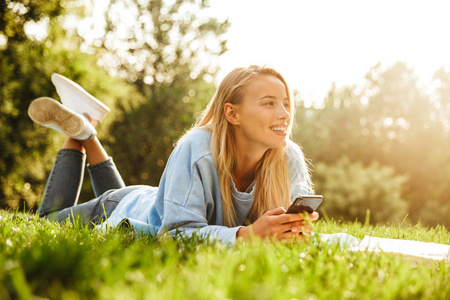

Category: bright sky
[208, 0, 450, 105]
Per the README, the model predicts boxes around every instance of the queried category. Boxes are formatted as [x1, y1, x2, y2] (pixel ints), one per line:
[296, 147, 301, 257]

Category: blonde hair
[193, 65, 311, 226]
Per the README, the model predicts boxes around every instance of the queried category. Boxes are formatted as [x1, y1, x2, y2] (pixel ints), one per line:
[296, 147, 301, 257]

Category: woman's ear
[224, 103, 239, 125]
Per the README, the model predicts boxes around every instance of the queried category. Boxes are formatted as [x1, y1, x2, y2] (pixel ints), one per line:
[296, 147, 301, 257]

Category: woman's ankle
[62, 137, 83, 150]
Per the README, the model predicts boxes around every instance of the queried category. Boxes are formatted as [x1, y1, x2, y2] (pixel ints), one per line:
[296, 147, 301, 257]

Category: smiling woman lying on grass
[28, 65, 322, 246]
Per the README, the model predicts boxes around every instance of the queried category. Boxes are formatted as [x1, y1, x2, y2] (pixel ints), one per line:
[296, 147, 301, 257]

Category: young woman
[28, 65, 319, 246]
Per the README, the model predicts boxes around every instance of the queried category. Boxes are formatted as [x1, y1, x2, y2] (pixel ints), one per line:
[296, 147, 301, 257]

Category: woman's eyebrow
[260, 95, 277, 100]
[260, 95, 289, 101]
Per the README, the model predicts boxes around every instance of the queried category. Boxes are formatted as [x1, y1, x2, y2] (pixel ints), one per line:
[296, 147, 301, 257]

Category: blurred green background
[1, 0, 449, 228]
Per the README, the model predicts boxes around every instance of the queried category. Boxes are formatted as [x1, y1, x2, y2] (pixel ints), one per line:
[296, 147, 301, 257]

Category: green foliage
[294, 62, 450, 227]
[313, 157, 408, 224]
[0, 0, 226, 205]
[0, 0, 142, 208]
[294, 84, 368, 164]
[1, 210, 450, 299]
[0, 0, 67, 209]
[93, 0, 229, 87]
[108, 80, 217, 186]
[82, 0, 229, 186]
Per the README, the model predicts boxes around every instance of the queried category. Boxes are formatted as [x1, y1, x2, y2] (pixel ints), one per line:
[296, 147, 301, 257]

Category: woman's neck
[232, 151, 264, 192]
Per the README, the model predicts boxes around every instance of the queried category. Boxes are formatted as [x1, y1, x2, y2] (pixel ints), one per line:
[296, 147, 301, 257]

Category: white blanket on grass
[319, 233, 450, 262]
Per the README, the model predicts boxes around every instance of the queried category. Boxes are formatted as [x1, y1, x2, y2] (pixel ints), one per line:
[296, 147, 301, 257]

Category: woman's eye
[265, 102, 274, 106]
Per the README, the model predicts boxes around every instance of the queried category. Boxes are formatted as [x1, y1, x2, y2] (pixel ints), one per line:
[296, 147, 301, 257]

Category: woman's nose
[277, 103, 290, 119]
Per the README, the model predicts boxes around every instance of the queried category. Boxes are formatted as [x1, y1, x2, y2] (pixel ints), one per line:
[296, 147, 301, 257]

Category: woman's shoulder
[285, 139, 312, 194]
[285, 139, 308, 172]
[178, 127, 211, 146]
[173, 128, 212, 159]
[286, 139, 304, 160]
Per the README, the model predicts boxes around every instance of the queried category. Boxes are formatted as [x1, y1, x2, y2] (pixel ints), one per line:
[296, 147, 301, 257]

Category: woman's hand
[236, 207, 319, 241]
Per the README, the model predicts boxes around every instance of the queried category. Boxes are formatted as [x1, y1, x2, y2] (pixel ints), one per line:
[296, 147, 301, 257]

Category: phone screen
[286, 195, 323, 214]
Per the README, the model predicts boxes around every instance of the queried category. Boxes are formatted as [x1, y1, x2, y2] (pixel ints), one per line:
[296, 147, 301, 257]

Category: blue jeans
[37, 149, 139, 226]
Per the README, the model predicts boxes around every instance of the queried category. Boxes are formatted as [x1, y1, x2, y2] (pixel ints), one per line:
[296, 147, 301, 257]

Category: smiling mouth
[271, 126, 287, 132]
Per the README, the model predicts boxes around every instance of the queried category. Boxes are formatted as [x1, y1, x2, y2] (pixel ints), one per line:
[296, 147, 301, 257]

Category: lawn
[1, 210, 450, 299]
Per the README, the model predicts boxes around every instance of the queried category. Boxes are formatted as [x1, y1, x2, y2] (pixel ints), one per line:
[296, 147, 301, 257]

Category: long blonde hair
[194, 65, 309, 226]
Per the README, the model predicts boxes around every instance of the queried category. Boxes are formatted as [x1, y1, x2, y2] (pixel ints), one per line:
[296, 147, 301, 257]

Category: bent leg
[88, 158, 126, 197]
[79, 137, 126, 197]
[37, 149, 86, 217]
[37, 136, 126, 221]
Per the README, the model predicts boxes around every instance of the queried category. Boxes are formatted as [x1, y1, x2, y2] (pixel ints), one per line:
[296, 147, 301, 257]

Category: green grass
[1, 210, 450, 300]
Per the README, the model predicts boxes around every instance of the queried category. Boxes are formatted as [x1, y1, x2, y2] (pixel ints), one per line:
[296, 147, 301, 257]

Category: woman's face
[230, 75, 290, 155]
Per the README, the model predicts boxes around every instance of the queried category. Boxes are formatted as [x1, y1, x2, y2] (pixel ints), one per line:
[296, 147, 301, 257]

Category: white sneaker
[28, 97, 97, 140]
[51, 73, 110, 125]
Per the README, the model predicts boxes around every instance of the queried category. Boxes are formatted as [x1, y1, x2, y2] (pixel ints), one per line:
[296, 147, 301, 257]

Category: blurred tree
[1, 0, 228, 208]
[362, 63, 446, 223]
[419, 67, 450, 226]
[293, 62, 449, 226]
[313, 157, 408, 224]
[293, 84, 368, 165]
[78, 0, 229, 186]
[433, 66, 450, 131]
[0, 0, 140, 208]
[0, 0, 66, 209]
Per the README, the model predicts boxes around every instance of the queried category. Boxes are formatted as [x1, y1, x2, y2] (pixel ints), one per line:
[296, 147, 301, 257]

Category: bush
[313, 157, 408, 224]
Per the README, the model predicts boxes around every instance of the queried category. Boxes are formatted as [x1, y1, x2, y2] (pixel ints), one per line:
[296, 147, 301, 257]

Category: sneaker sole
[28, 97, 85, 137]
[51, 73, 110, 122]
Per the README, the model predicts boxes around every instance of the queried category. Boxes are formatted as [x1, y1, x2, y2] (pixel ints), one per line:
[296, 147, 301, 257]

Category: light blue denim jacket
[99, 128, 310, 245]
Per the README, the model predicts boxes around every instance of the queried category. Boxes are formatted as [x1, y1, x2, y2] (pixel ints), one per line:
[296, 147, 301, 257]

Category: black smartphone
[286, 195, 323, 214]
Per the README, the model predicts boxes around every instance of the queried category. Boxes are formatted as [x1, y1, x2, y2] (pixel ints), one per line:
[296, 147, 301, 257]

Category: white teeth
[271, 127, 287, 132]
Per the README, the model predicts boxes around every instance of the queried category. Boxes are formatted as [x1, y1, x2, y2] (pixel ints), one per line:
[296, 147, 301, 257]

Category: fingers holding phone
[236, 197, 323, 241]
[280, 224, 313, 242]
[283, 218, 314, 239]
[237, 207, 309, 240]
[283, 195, 323, 239]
